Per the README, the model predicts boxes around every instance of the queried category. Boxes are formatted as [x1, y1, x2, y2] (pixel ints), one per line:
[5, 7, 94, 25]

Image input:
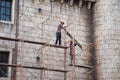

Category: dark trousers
[70, 49, 73, 64]
[70, 50, 75, 64]
[70, 42, 76, 64]
[55, 32, 61, 45]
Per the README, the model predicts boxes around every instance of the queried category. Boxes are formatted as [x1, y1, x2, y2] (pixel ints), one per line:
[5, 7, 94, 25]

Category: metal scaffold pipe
[0, 63, 68, 73]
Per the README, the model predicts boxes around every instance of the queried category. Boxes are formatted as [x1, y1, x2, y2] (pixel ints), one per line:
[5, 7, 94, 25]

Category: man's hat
[60, 21, 64, 24]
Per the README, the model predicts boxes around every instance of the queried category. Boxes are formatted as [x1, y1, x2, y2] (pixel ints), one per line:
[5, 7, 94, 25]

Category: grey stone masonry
[93, 0, 120, 80]
[1, 0, 120, 80]
[16, 0, 91, 80]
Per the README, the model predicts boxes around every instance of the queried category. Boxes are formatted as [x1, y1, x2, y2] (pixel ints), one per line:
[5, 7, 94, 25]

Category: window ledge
[0, 20, 14, 25]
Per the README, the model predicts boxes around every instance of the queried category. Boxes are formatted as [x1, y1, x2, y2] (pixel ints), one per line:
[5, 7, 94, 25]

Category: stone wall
[1, 0, 119, 80]
[15, 0, 91, 80]
[93, 0, 120, 80]
[0, 0, 97, 80]
[0, 12, 16, 80]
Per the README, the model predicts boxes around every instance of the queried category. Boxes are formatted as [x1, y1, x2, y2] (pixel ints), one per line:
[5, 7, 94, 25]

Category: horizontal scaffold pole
[0, 36, 68, 49]
[0, 63, 68, 73]
[68, 64, 93, 69]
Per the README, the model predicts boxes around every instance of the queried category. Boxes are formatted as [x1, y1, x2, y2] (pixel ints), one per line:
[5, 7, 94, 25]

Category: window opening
[0, 0, 12, 21]
[0, 51, 9, 78]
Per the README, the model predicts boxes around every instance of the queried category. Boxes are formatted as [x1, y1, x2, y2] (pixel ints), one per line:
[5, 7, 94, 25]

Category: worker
[70, 40, 77, 64]
[55, 21, 66, 45]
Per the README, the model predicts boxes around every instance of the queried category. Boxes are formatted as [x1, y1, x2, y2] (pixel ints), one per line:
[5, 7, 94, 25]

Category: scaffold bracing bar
[0, 63, 68, 73]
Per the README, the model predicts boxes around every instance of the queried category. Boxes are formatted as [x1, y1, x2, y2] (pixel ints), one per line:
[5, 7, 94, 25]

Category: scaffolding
[0, 0, 97, 80]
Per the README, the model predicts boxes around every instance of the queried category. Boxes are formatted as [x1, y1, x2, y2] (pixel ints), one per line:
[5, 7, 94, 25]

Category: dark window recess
[63, 0, 80, 6]
[0, 0, 12, 21]
[0, 51, 9, 78]
[74, 0, 79, 5]
[65, 0, 70, 4]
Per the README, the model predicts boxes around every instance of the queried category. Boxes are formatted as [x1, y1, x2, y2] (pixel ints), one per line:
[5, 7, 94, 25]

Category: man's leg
[70, 50, 73, 64]
[55, 33, 59, 45]
[59, 33, 61, 45]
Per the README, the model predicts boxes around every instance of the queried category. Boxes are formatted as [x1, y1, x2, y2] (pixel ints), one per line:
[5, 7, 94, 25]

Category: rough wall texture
[0, 0, 120, 80]
[93, 0, 120, 80]
[0, 0, 92, 80]
[16, 0, 91, 80]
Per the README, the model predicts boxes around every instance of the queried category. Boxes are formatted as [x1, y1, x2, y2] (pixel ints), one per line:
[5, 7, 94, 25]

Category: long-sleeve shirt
[56, 24, 64, 33]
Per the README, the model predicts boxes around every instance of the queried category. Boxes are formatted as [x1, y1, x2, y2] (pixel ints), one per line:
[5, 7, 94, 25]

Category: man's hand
[63, 28, 67, 31]
[64, 26, 67, 28]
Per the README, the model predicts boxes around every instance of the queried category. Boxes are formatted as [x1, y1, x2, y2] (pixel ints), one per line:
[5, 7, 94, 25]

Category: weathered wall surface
[93, 0, 120, 80]
[0, 2, 16, 79]
[0, 0, 91, 79]
[2, 0, 120, 80]
[15, 0, 92, 80]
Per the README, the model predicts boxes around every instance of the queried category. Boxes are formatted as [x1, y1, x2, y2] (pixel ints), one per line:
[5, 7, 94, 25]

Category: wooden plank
[0, 36, 68, 49]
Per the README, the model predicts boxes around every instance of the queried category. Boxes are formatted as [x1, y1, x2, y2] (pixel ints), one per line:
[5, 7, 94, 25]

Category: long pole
[64, 42, 67, 80]
[0, 63, 68, 73]
[0, 36, 68, 49]
[13, 0, 19, 80]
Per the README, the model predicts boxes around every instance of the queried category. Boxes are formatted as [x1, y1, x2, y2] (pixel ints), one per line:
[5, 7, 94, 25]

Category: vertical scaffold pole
[72, 38, 75, 80]
[64, 42, 67, 80]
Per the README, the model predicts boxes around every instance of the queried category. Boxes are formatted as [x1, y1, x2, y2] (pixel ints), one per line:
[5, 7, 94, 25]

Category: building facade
[0, 0, 119, 80]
